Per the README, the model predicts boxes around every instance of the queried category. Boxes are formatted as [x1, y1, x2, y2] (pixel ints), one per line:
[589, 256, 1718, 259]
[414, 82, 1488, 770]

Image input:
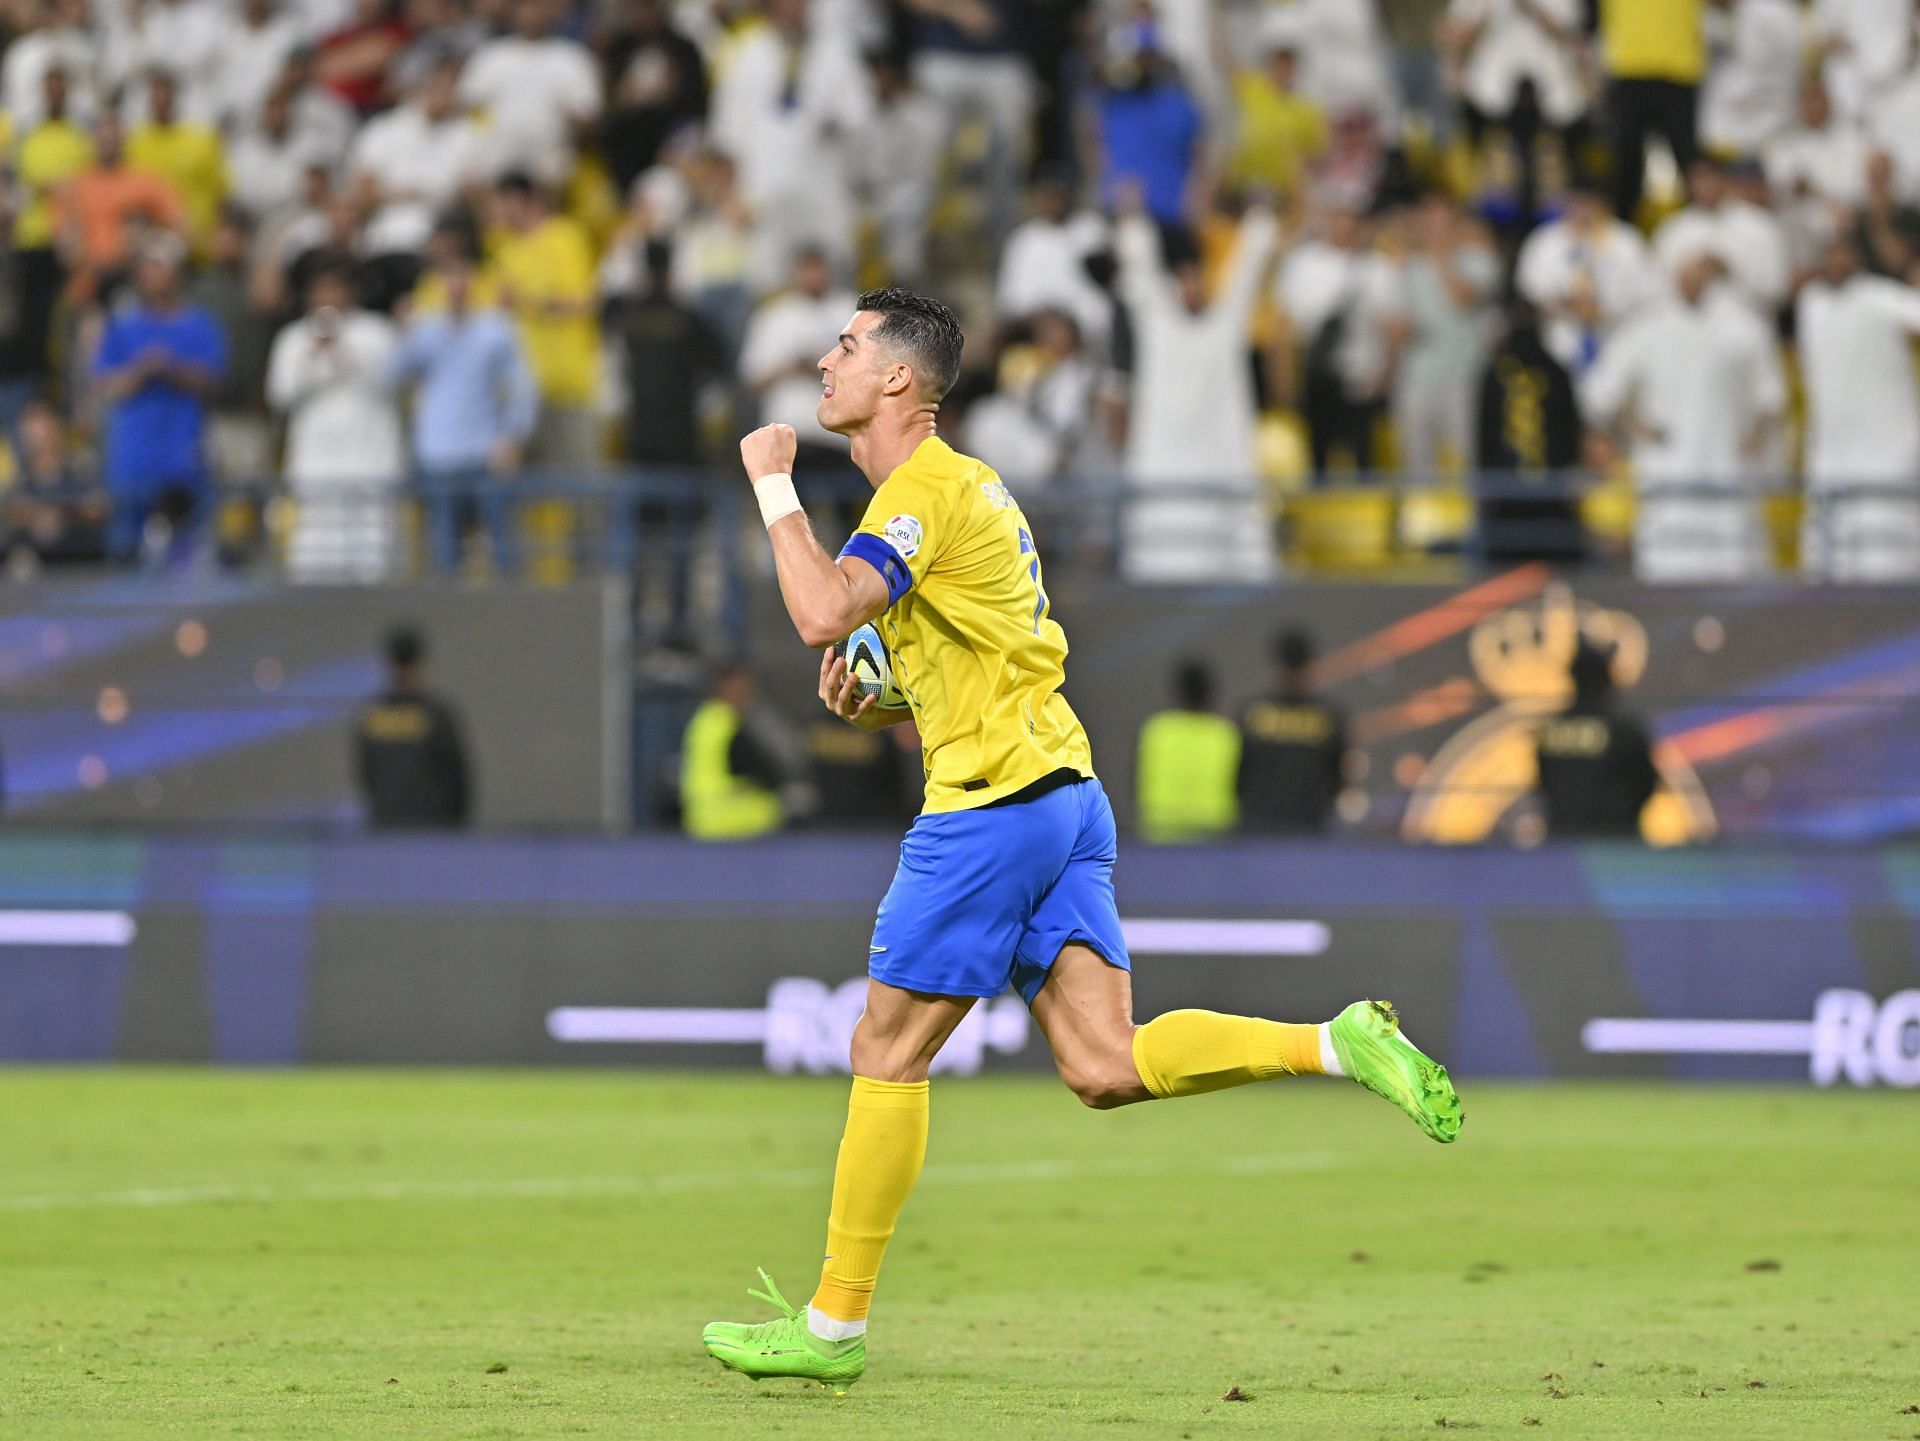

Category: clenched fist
[740, 424, 798, 482]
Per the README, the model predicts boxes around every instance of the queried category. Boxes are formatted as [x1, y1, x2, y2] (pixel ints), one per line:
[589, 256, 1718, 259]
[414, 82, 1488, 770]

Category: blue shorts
[868, 776, 1131, 1005]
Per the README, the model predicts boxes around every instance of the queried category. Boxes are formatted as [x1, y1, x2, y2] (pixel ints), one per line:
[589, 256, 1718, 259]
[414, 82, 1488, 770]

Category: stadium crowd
[0, 0, 1919, 586]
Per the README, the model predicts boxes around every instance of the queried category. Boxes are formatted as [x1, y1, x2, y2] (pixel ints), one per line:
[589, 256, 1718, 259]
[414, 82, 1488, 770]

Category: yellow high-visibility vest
[681, 700, 783, 841]
[1136, 709, 1241, 843]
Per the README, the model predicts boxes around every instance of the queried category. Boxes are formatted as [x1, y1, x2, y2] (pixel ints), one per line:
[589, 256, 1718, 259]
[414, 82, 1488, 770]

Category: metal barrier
[177, 466, 1920, 648]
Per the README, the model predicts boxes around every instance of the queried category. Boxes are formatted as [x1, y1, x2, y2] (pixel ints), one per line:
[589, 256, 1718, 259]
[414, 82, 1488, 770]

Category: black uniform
[805, 721, 912, 826]
[354, 690, 472, 829]
[1475, 327, 1584, 563]
[1534, 706, 1658, 838]
[1236, 694, 1346, 833]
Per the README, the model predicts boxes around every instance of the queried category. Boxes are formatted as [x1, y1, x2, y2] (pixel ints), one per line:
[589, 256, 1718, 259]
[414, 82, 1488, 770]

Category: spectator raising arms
[1115, 193, 1278, 583]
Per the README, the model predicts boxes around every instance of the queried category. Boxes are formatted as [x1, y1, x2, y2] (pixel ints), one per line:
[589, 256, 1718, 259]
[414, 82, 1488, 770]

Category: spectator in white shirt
[738, 248, 858, 467]
[266, 262, 407, 580]
[1271, 202, 1401, 474]
[105, 0, 226, 124]
[228, 85, 321, 223]
[1816, 0, 1914, 120]
[277, 51, 358, 158]
[1653, 156, 1791, 319]
[349, 57, 489, 305]
[994, 167, 1113, 349]
[1867, 65, 1920, 207]
[216, 0, 302, 129]
[1515, 175, 1659, 375]
[1388, 191, 1502, 480]
[708, 0, 874, 293]
[1115, 198, 1279, 582]
[1442, 0, 1589, 137]
[1700, 0, 1804, 157]
[902, 0, 1034, 244]
[1795, 234, 1920, 580]
[1581, 254, 1785, 582]
[4, 0, 99, 131]
[459, 0, 603, 184]
[851, 52, 946, 290]
[1765, 78, 1871, 272]
[1271, 0, 1401, 134]
[963, 309, 1110, 486]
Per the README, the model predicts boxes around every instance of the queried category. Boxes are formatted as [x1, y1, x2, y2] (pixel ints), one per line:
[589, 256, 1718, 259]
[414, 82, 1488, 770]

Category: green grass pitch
[4, 1070, 1918, 1440]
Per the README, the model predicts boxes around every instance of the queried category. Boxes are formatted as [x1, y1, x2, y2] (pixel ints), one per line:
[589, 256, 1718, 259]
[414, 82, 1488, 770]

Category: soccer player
[701, 289, 1463, 1392]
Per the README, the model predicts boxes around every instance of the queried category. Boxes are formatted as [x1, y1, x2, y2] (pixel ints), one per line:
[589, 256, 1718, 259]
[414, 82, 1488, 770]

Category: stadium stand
[1, 0, 1917, 595]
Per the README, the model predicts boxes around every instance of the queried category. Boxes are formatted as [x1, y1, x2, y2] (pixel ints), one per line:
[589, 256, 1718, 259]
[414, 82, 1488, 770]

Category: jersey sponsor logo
[979, 479, 1014, 510]
[884, 514, 923, 558]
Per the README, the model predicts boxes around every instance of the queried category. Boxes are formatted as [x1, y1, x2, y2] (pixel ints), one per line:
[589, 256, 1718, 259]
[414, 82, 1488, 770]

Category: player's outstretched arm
[741, 424, 890, 648]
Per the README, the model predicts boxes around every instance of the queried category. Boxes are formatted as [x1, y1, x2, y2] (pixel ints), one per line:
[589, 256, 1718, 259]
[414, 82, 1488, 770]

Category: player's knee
[848, 1029, 928, 1084]
[1062, 1052, 1144, 1110]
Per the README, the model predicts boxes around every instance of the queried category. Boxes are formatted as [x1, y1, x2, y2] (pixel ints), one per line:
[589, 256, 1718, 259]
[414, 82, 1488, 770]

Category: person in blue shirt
[1092, 17, 1204, 227]
[92, 233, 227, 562]
[385, 226, 539, 577]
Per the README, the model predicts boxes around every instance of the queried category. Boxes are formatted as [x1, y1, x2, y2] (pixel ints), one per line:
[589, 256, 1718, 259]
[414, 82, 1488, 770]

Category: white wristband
[753, 472, 803, 528]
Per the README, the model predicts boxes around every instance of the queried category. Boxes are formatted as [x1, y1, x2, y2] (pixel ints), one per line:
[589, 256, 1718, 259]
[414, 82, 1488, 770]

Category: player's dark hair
[856, 287, 965, 402]
[386, 625, 426, 671]
[1174, 658, 1214, 712]
[1274, 628, 1314, 673]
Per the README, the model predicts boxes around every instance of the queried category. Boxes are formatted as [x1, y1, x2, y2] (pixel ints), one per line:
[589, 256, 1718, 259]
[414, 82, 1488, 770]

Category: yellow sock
[811, 1075, 929, 1324]
[1130, 1009, 1329, 1098]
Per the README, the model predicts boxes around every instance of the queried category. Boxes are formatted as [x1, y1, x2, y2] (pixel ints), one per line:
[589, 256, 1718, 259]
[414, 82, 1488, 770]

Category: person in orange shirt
[54, 112, 185, 301]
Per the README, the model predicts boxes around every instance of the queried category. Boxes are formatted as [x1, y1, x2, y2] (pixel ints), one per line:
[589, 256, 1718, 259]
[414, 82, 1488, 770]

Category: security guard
[1534, 639, 1658, 838]
[805, 718, 914, 827]
[1136, 659, 1240, 842]
[680, 664, 784, 841]
[1237, 628, 1346, 833]
[354, 627, 472, 829]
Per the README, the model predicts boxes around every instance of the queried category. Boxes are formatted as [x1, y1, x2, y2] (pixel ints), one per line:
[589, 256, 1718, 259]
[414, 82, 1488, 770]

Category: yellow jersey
[839, 436, 1093, 813]
[1601, 0, 1704, 84]
[490, 215, 601, 408]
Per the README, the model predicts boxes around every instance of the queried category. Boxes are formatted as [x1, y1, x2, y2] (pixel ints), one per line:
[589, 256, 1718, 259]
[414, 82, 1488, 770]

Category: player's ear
[883, 362, 913, 397]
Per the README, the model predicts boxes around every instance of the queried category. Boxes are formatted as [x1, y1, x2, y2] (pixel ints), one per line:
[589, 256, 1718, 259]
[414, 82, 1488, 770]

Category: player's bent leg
[1034, 945, 1464, 1143]
[702, 982, 975, 1392]
[1030, 943, 1153, 1109]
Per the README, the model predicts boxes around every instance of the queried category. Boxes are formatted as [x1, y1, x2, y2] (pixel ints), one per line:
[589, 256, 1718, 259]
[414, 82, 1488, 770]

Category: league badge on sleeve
[884, 515, 923, 559]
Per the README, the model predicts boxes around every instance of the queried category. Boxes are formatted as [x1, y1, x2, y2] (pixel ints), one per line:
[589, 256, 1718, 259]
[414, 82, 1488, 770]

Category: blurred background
[0, 0, 1916, 1085]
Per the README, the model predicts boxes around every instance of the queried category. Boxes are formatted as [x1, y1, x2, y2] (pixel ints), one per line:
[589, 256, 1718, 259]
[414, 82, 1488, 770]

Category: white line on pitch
[0, 1152, 1337, 1214]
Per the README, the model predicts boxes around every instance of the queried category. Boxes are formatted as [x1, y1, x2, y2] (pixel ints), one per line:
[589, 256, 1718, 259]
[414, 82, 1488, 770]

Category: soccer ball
[834, 623, 908, 710]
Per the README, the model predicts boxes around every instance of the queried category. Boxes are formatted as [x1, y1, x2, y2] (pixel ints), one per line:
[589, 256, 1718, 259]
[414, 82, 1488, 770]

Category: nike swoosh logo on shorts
[869, 945, 887, 953]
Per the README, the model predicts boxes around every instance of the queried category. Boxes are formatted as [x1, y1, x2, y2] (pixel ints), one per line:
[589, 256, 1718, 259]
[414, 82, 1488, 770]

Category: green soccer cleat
[701, 1270, 866, 1395]
[1328, 999, 1464, 1144]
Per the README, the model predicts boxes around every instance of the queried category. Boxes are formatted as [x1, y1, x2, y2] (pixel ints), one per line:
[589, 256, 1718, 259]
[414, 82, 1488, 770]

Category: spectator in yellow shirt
[126, 70, 228, 254]
[1600, 0, 1705, 221]
[15, 66, 94, 252]
[1227, 31, 1327, 205]
[491, 171, 602, 467]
